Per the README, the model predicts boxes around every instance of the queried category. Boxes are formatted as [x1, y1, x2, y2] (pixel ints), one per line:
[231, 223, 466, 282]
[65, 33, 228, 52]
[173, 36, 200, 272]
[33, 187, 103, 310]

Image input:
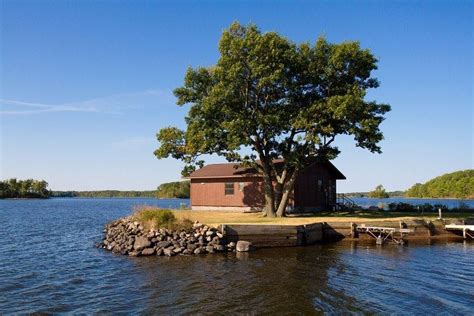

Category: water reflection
[126, 245, 365, 314]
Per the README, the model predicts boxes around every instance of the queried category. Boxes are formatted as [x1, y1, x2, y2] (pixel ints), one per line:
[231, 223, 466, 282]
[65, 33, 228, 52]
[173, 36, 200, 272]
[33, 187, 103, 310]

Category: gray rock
[141, 248, 155, 256]
[205, 230, 214, 236]
[216, 232, 224, 238]
[205, 245, 215, 253]
[163, 248, 175, 257]
[173, 247, 183, 253]
[214, 244, 225, 252]
[133, 236, 151, 251]
[187, 243, 198, 251]
[156, 248, 164, 256]
[128, 251, 139, 257]
[156, 241, 172, 248]
[236, 240, 252, 252]
[194, 247, 204, 255]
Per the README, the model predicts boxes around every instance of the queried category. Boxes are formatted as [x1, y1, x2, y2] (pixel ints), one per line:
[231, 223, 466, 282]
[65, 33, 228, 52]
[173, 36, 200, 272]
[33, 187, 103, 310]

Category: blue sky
[1, 0, 472, 192]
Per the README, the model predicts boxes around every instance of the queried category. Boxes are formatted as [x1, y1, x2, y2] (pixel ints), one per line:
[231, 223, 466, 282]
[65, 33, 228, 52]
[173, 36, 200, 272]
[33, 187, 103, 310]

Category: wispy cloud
[0, 99, 101, 115]
[0, 89, 175, 115]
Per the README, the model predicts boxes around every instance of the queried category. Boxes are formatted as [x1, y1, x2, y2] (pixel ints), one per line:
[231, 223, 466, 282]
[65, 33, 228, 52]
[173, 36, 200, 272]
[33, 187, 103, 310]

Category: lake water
[0, 198, 473, 313]
[350, 197, 474, 209]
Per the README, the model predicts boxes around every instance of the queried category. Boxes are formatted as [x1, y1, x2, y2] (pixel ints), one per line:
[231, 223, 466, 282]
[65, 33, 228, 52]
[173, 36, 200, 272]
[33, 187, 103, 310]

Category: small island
[0, 178, 50, 199]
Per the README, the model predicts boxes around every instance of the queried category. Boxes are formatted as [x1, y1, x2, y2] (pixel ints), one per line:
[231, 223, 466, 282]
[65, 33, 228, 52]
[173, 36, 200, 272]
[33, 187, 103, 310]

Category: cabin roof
[186, 160, 346, 180]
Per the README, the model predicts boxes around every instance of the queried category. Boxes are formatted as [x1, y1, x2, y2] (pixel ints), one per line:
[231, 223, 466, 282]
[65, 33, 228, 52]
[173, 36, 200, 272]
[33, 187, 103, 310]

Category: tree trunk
[275, 170, 299, 217]
[262, 174, 275, 217]
[274, 182, 283, 211]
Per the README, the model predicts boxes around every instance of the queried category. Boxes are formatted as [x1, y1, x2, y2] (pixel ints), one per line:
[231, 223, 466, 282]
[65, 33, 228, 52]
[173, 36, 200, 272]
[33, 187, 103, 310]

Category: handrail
[336, 193, 358, 210]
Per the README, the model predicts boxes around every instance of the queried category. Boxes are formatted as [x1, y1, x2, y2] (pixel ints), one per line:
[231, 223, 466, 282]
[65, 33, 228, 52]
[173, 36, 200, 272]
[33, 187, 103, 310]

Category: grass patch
[133, 206, 193, 231]
[169, 210, 474, 226]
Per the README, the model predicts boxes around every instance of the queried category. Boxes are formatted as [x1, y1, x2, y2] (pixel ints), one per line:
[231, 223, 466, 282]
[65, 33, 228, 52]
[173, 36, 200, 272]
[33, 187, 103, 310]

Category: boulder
[141, 248, 155, 256]
[236, 240, 252, 252]
[214, 244, 225, 252]
[156, 241, 172, 248]
[173, 247, 183, 254]
[163, 248, 175, 257]
[187, 243, 198, 251]
[133, 237, 151, 251]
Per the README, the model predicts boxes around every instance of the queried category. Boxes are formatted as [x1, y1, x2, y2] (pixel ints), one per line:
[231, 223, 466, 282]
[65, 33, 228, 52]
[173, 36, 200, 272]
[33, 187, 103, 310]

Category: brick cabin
[187, 160, 346, 212]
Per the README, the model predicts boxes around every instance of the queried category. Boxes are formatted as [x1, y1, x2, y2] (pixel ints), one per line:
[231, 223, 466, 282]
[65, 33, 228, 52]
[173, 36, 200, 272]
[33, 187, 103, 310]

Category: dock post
[350, 223, 358, 238]
[463, 228, 467, 239]
[438, 208, 442, 220]
[376, 236, 383, 245]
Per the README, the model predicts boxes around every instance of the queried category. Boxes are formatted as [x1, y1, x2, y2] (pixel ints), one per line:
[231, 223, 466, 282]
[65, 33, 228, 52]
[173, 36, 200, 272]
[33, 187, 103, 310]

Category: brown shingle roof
[187, 160, 346, 180]
[187, 162, 260, 179]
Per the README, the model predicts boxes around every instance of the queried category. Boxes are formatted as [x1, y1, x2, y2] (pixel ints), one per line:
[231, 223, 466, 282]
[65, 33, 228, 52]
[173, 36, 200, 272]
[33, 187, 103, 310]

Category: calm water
[351, 197, 474, 209]
[0, 198, 473, 314]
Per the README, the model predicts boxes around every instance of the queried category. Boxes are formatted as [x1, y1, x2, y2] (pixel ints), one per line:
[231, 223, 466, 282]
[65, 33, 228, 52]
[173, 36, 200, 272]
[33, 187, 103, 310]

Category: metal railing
[336, 193, 358, 211]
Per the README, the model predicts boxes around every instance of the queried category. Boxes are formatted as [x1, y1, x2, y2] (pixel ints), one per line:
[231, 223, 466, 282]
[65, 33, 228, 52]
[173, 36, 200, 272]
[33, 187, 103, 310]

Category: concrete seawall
[219, 218, 472, 248]
[221, 223, 323, 247]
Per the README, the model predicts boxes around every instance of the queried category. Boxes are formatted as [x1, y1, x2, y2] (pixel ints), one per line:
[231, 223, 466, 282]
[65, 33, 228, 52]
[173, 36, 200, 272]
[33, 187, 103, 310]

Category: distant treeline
[406, 170, 473, 199]
[344, 191, 405, 198]
[156, 181, 190, 199]
[1, 178, 50, 199]
[51, 190, 156, 198]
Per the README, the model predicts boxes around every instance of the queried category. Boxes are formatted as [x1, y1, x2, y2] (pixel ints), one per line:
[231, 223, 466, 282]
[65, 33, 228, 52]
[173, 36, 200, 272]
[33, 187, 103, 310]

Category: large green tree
[155, 22, 390, 217]
[368, 185, 390, 198]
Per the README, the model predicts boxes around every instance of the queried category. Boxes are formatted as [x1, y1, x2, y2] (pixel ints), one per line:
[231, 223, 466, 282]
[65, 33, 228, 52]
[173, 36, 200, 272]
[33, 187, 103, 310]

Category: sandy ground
[172, 210, 446, 226]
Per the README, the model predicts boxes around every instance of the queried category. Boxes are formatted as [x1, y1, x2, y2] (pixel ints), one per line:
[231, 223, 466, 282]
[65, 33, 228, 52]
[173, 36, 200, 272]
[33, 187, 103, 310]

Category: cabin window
[225, 182, 234, 195]
[317, 179, 323, 192]
[239, 182, 245, 192]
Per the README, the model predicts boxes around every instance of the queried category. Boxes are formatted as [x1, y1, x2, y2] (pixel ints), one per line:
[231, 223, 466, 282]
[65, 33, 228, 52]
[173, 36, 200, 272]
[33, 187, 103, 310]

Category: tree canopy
[406, 170, 474, 199]
[156, 181, 190, 199]
[155, 22, 390, 217]
[0, 178, 50, 199]
[368, 184, 390, 198]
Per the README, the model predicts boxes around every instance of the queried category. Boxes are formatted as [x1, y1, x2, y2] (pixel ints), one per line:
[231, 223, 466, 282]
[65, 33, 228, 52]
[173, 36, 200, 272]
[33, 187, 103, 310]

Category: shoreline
[100, 213, 473, 256]
[346, 196, 474, 201]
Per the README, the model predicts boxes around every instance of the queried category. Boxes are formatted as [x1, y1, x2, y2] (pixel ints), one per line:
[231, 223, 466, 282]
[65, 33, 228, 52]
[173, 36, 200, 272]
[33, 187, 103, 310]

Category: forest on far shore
[0, 179, 50, 199]
[405, 170, 473, 199]
[51, 190, 156, 198]
[3, 169, 471, 200]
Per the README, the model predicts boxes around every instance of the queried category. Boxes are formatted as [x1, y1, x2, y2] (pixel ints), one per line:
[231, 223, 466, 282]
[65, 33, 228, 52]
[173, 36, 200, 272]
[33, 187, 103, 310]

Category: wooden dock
[356, 224, 412, 245]
[215, 219, 472, 248]
[445, 224, 474, 239]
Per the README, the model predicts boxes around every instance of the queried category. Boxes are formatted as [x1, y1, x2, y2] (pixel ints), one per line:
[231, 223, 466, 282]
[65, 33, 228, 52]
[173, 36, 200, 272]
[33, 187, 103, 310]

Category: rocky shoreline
[97, 216, 238, 256]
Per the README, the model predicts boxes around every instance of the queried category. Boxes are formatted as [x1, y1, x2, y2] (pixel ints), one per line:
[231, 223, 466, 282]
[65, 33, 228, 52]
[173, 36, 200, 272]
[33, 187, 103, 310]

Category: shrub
[133, 206, 177, 229]
[175, 218, 194, 231]
[133, 206, 195, 231]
